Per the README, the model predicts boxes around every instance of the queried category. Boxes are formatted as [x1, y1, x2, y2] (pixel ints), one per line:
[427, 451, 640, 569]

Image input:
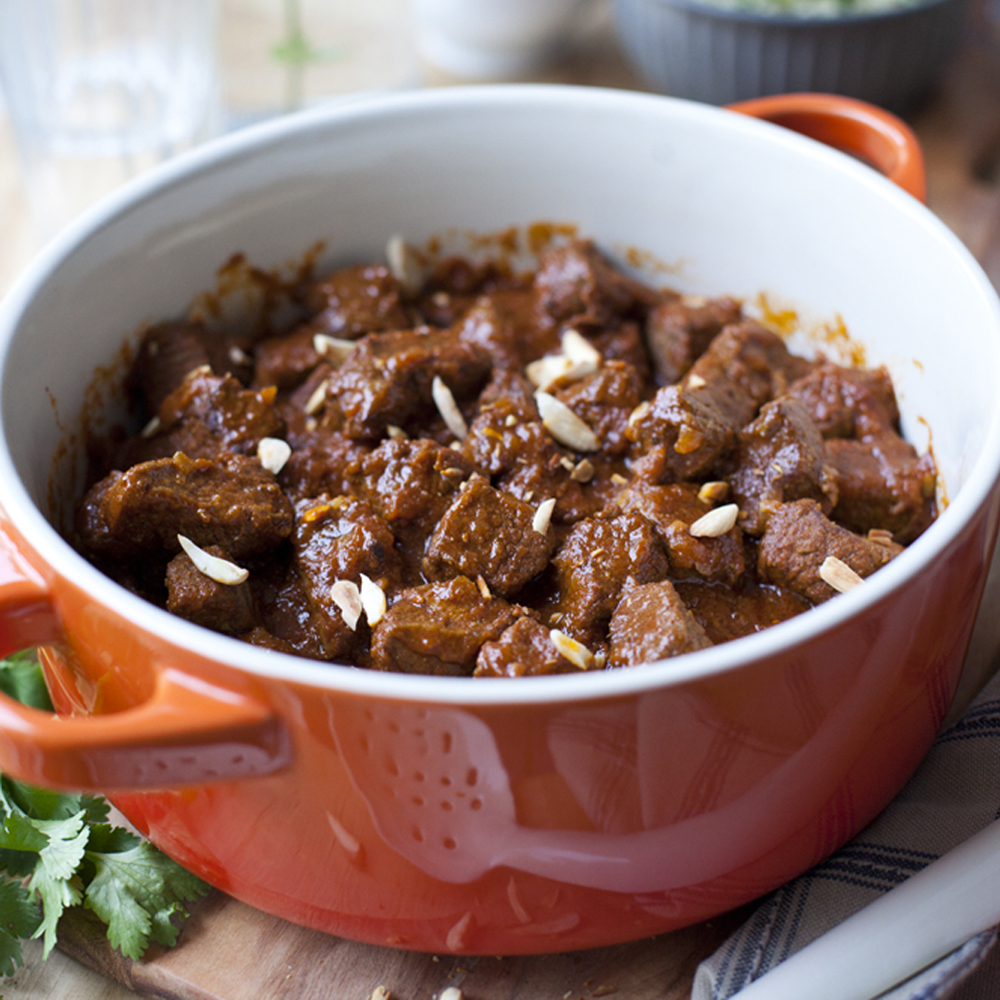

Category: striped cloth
[693, 667, 1000, 1000]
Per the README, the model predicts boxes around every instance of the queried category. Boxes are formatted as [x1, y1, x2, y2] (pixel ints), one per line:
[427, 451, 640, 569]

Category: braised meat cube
[292, 496, 401, 610]
[534, 239, 658, 327]
[589, 322, 653, 384]
[550, 509, 669, 645]
[825, 434, 936, 543]
[474, 617, 579, 678]
[131, 321, 213, 415]
[729, 397, 839, 536]
[627, 322, 812, 482]
[253, 326, 325, 391]
[555, 361, 644, 457]
[675, 580, 811, 645]
[423, 477, 557, 597]
[627, 381, 738, 483]
[644, 296, 742, 385]
[617, 481, 746, 586]
[786, 362, 900, 439]
[250, 561, 361, 662]
[302, 263, 409, 338]
[165, 544, 255, 635]
[456, 290, 558, 370]
[138, 369, 285, 462]
[608, 580, 711, 668]
[757, 499, 901, 604]
[277, 432, 369, 502]
[370, 576, 526, 676]
[77, 452, 293, 558]
[241, 626, 297, 654]
[326, 328, 491, 440]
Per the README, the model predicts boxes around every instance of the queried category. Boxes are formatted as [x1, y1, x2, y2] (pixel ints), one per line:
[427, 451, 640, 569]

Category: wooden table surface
[6, 0, 1000, 997]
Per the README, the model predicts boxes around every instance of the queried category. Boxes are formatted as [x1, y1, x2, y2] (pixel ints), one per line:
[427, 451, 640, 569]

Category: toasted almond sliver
[385, 234, 425, 294]
[184, 364, 212, 381]
[432, 376, 468, 441]
[476, 575, 492, 599]
[369, 988, 392, 1000]
[228, 345, 251, 365]
[525, 353, 576, 391]
[697, 480, 730, 504]
[177, 534, 248, 586]
[440, 989, 464, 1000]
[689, 503, 739, 538]
[627, 400, 651, 428]
[570, 458, 595, 483]
[140, 415, 161, 439]
[610, 472, 629, 486]
[386, 424, 408, 440]
[550, 629, 595, 671]
[819, 555, 864, 593]
[359, 574, 387, 627]
[304, 378, 330, 415]
[535, 391, 599, 452]
[687, 373, 707, 389]
[312, 333, 356, 363]
[257, 437, 291, 475]
[532, 497, 556, 535]
[330, 580, 364, 630]
[560, 328, 601, 368]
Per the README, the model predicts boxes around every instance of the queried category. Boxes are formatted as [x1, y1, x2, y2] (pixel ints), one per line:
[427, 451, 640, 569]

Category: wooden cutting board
[54, 893, 751, 1000]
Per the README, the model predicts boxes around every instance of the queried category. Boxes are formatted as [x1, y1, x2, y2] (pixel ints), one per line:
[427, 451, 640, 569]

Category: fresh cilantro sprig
[0, 651, 210, 975]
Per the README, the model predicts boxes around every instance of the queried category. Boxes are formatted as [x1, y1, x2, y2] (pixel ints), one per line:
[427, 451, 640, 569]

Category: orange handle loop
[0, 524, 289, 791]
[727, 93, 927, 203]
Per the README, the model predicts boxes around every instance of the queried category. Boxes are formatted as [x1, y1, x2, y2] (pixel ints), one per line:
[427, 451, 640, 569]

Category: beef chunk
[456, 290, 558, 370]
[608, 580, 711, 668]
[787, 363, 900, 439]
[825, 434, 936, 543]
[253, 326, 324, 391]
[141, 369, 285, 462]
[534, 240, 657, 327]
[165, 545, 255, 635]
[675, 580, 811, 645]
[628, 322, 811, 482]
[617, 481, 746, 586]
[644, 296, 742, 385]
[131, 321, 212, 415]
[77, 452, 293, 558]
[292, 495, 402, 608]
[423, 476, 557, 597]
[757, 499, 901, 604]
[277, 432, 369, 502]
[551, 509, 669, 645]
[589, 322, 653, 384]
[370, 576, 525, 675]
[729, 397, 839, 536]
[302, 263, 409, 338]
[555, 361, 643, 457]
[474, 617, 579, 678]
[326, 328, 491, 440]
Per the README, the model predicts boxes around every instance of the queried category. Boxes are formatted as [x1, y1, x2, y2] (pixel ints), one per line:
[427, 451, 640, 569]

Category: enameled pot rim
[2, 84, 999, 707]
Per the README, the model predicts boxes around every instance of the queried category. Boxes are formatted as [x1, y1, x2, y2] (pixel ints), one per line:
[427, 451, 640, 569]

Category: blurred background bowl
[610, 0, 973, 110]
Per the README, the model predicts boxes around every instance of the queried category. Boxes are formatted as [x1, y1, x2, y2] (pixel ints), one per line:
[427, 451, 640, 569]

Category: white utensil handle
[734, 819, 1000, 1000]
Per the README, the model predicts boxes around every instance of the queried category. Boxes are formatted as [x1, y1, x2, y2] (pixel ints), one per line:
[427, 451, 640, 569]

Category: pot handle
[726, 93, 927, 203]
[0, 531, 289, 792]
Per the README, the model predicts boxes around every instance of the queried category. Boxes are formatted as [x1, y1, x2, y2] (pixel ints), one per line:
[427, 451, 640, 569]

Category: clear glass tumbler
[0, 0, 219, 240]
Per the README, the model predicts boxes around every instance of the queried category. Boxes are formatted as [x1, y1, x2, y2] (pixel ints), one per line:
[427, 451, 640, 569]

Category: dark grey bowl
[610, 0, 972, 111]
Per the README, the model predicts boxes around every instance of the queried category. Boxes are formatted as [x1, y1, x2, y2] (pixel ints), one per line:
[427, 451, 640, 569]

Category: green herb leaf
[0, 877, 41, 975]
[0, 650, 52, 711]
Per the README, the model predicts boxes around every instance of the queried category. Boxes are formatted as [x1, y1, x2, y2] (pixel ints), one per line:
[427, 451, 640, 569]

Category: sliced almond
[535, 391, 599, 452]
[525, 329, 600, 390]
[385, 234, 425, 294]
[570, 458, 595, 483]
[140, 415, 161, 439]
[610, 472, 629, 486]
[560, 328, 601, 368]
[304, 378, 330, 415]
[532, 497, 556, 535]
[689, 503, 739, 538]
[550, 629, 595, 670]
[432, 376, 468, 441]
[184, 364, 212, 381]
[177, 534, 248, 586]
[476, 575, 492, 599]
[359, 574, 387, 627]
[386, 424, 408, 440]
[228, 345, 251, 366]
[440, 990, 464, 1000]
[257, 437, 291, 475]
[627, 400, 651, 428]
[330, 580, 364, 630]
[368, 988, 392, 1000]
[312, 333, 356, 363]
[819, 555, 864, 593]
[687, 373, 707, 389]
